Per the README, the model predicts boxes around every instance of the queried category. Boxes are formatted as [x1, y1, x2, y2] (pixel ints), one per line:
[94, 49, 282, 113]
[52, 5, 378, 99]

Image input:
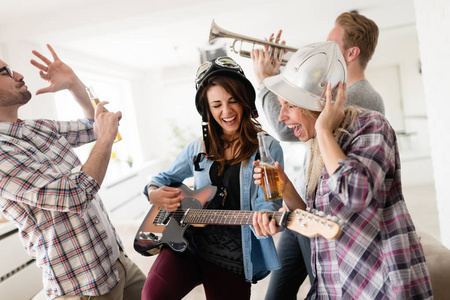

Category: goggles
[195, 56, 244, 89]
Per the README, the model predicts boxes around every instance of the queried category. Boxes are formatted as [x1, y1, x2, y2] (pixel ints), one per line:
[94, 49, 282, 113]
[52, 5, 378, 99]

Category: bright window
[54, 71, 141, 184]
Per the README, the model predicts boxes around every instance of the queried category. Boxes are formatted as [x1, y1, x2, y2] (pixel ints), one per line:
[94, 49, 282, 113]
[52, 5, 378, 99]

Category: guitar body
[134, 184, 217, 256]
[134, 184, 343, 257]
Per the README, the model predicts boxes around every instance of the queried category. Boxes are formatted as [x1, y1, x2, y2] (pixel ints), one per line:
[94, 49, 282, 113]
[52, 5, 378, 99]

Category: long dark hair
[198, 75, 262, 174]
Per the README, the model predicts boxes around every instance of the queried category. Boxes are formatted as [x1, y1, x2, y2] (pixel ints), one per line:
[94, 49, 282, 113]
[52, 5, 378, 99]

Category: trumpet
[209, 19, 298, 66]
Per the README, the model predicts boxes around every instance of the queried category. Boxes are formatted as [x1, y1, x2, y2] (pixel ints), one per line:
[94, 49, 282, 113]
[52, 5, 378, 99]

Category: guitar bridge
[153, 209, 171, 226]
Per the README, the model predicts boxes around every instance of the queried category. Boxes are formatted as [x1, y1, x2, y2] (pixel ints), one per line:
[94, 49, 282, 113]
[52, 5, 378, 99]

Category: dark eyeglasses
[0, 65, 14, 78]
[195, 57, 243, 89]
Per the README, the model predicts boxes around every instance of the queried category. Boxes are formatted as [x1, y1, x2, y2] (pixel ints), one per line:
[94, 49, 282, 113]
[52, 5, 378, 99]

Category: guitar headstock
[286, 208, 344, 240]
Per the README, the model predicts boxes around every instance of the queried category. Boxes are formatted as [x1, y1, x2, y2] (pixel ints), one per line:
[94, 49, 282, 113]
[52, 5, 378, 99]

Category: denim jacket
[145, 135, 284, 282]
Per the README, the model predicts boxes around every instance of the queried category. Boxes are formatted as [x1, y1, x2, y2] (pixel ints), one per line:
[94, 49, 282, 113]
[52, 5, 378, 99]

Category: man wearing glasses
[0, 45, 146, 299]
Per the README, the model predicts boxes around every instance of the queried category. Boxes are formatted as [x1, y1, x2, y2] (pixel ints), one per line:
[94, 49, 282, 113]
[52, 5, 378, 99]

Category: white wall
[414, 0, 450, 249]
[367, 25, 434, 187]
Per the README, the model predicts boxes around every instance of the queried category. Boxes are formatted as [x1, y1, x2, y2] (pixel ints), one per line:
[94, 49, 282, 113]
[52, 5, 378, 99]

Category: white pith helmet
[263, 41, 347, 111]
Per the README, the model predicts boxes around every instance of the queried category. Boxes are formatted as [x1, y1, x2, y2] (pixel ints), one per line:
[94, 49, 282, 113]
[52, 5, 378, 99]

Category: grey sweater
[259, 79, 385, 142]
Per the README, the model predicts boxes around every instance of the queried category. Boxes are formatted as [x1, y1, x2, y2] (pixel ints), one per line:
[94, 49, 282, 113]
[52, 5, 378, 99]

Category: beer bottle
[86, 87, 122, 143]
[257, 132, 282, 201]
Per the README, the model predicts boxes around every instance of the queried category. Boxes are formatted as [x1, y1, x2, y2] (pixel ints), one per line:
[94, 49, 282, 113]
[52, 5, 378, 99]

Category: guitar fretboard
[182, 209, 288, 226]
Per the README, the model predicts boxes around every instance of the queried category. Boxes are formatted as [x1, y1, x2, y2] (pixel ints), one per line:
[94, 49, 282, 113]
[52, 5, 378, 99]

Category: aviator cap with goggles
[194, 56, 258, 119]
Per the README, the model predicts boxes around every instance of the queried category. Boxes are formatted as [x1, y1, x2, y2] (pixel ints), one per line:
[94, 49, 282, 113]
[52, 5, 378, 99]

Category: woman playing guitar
[141, 57, 284, 300]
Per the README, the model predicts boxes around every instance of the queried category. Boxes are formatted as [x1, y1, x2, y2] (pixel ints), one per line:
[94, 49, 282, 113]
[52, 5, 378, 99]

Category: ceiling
[0, 0, 417, 70]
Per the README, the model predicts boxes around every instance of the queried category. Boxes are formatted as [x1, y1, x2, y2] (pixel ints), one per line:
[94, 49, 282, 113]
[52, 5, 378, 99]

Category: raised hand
[93, 101, 122, 143]
[251, 30, 285, 84]
[315, 82, 348, 175]
[316, 82, 347, 134]
[30, 44, 77, 95]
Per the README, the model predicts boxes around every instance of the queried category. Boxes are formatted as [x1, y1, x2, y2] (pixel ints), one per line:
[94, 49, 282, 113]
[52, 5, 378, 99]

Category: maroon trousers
[141, 248, 251, 300]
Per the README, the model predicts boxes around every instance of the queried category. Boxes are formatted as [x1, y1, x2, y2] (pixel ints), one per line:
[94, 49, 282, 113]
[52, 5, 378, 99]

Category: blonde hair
[335, 12, 379, 69]
[305, 106, 361, 199]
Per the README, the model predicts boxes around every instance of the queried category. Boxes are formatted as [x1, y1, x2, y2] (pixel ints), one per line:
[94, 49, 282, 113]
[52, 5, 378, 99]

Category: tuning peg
[338, 220, 346, 227]
[330, 216, 339, 223]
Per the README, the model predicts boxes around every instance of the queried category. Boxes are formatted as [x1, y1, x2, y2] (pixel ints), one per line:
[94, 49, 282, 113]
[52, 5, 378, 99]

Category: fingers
[30, 59, 48, 72]
[31, 49, 52, 66]
[150, 186, 183, 212]
[30, 45, 59, 72]
[325, 81, 346, 108]
[326, 82, 333, 105]
[161, 187, 182, 211]
[278, 207, 288, 212]
[95, 101, 109, 119]
[253, 212, 279, 236]
[336, 81, 347, 106]
[35, 87, 52, 96]
[274, 30, 282, 44]
[252, 212, 265, 236]
[115, 111, 123, 122]
[46, 44, 60, 61]
[252, 161, 263, 186]
[251, 49, 258, 61]
[252, 49, 270, 61]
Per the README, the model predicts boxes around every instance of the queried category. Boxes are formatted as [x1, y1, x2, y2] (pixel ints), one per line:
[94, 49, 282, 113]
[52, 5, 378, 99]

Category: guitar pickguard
[159, 197, 203, 252]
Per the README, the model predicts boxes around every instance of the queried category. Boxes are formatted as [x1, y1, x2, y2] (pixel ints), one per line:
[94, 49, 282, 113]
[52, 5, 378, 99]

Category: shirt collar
[0, 119, 25, 138]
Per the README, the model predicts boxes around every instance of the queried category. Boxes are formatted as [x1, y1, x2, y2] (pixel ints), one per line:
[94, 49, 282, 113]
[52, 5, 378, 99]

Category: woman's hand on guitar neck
[148, 186, 183, 212]
[252, 208, 286, 237]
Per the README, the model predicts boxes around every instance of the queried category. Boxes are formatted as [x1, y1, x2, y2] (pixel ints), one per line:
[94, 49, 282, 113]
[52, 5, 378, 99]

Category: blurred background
[0, 0, 449, 298]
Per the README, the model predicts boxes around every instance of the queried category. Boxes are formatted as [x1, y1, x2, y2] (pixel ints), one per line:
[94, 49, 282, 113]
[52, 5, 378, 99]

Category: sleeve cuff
[74, 169, 101, 199]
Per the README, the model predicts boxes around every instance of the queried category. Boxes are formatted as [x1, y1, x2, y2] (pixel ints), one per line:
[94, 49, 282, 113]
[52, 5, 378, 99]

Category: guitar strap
[193, 149, 260, 208]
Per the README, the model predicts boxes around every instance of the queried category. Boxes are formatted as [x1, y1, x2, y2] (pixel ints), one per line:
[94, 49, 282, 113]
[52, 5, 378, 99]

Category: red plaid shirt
[0, 119, 122, 299]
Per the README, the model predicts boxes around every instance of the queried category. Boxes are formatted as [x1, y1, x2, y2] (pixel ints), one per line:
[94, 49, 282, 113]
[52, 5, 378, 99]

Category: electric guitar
[134, 184, 343, 256]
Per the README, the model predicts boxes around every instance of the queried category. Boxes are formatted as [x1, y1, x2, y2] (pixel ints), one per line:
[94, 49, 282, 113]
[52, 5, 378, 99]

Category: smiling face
[0, 59, 32, 108]
[278, 96, 318, 142]
[207, 84, 243, 139]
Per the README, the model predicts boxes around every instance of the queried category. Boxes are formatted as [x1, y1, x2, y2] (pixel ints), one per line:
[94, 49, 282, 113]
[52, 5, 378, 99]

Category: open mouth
[222, 116, 237, 124]
[287, 124, 303, 137]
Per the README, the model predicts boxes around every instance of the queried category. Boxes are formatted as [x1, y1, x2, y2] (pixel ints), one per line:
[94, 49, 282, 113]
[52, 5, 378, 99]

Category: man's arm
[31, 44, 121, 186]
[80, 104, 119, 185]
[251, 32, 299, 142]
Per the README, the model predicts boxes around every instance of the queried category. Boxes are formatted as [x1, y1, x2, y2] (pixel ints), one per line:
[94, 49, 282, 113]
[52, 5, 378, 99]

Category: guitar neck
[183, 209, 287, 226]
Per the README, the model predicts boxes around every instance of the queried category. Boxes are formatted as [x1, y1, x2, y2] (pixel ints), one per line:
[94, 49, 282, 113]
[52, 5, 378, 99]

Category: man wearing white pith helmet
[252, 41, 432, 299]
[251, 12, 385, 300]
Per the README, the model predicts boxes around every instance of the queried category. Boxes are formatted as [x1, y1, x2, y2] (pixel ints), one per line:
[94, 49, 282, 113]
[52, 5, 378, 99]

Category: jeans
[265, 229, 313, 300]
[54, 251, 146, 300]
[141, 248, 251, 300]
